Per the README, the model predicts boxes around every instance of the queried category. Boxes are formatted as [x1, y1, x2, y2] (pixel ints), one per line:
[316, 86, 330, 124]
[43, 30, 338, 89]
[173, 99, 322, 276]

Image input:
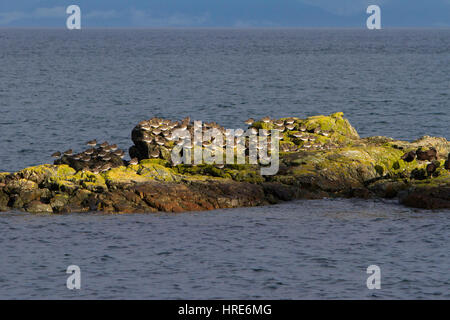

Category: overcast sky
[0, 0, 449, 27]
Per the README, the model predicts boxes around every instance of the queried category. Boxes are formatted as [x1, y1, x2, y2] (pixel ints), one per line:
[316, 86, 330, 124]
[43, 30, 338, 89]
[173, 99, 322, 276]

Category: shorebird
[285, 118, 295, 125]
[299, 124, 307, 132]
[274, 120, 284, 127]
[155, 136, 165, 146]
[84, 148, 94, 155]
[129, 158, 139, 166]
[51, 151, 61, 158]
[245, 118, 255, 125]
[292, 132, 303, 138]
[313, 128, 321, 134]
[321, 131, 330, 137]
[114, 150, 125, 158]
[261, 116, 271, 123]
[109, 144, 118, 151]
[100, 141, 109, 148]
[86, 139, 97, 147]
[150, 149, 160, 158]
[101, 163, 112, 172]
[81, 155, 91, 162]
[152, 129, 161, 135]
[286, 124, 295, 131]
[63, 149, 73, 156]
[98, 150, 107, 157]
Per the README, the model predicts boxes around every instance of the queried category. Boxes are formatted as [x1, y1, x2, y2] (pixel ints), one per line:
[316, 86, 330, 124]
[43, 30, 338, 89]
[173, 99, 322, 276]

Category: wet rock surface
[1, 112, 449, 213]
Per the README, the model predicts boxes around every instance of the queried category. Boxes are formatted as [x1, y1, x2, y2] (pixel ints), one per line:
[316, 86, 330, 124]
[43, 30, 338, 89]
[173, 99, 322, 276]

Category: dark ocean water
[0, 29, 449, 299]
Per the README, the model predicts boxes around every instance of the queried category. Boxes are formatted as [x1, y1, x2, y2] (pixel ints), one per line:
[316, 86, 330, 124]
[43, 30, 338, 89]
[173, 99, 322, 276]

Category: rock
[0, 190, 9, 211]
[445, 153, 450, 170]
[25, 200, 53, 214]
[1, 112, 449, 213]
[399, 187, 450, 210]
[416, 147, 438, 161]
[401, 151, 416, 162]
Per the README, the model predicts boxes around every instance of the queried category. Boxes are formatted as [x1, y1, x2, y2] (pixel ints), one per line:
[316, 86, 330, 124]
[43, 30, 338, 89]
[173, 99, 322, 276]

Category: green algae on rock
[0, 112, 449, 213]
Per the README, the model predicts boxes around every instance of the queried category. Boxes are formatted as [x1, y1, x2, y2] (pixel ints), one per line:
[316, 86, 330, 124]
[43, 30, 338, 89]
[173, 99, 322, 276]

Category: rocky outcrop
[1, 112, 449, 213]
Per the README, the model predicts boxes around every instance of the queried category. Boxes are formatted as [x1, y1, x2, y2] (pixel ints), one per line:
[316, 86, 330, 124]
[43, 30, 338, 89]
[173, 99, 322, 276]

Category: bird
[86, 139, 97, 147]
[274, 120, 284, 127]
[299, 124, 307, 132]
[84, 148, 94, 155]
[114, 150, 125, 158]
[100, 141, 109, 148]
[245, 118, 255, 125]
[285, 118, 295, 124]
[109, 144, 118, 151]
[261, 116, 271, 123]
[286, 124, 295, 131]
[150, 149, 160, 158]
[129, 158, 139, 166]
[63, 149, 73, 156]
[51, 151, 61, 158]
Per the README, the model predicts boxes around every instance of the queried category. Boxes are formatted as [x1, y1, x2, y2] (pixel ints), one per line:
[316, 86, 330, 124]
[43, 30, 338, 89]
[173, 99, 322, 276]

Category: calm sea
[0, 29, 449, 299]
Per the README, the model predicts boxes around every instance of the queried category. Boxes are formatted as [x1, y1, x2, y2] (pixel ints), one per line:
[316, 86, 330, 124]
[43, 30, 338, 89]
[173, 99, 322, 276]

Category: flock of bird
[133, 116, 338, 157]
[51, 140, 130, 174]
